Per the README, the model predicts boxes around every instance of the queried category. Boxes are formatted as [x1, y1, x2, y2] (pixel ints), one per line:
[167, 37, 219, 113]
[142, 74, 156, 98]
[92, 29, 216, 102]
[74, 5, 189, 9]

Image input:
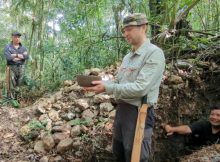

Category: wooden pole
[131, 96, 148, 162]
[0, 81, 2, 99]
[5, 66, 11, 98]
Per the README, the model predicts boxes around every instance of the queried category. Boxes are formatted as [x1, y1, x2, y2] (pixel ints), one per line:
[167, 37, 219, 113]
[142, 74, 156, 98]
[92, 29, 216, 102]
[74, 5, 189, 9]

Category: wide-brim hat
[122, 13, 148, 30]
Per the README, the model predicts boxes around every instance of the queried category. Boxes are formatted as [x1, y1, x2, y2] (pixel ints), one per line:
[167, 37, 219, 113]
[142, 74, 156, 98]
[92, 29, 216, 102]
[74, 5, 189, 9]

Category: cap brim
[12, 34, 21, 36]
[121, 22, 148, 32]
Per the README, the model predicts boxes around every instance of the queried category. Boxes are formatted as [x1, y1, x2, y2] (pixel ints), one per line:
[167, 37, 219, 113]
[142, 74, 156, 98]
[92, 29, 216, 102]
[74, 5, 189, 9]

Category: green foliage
[0, 0, 219, 93]
[69, 118, 90, 126]
[0, 98, 20, 108]
[178, 36, 211, 51]
[28, 119, 47, 130]
[20, 119, 48, 141]
[10, 99, 20, 108]
[0, 38, 8, 74]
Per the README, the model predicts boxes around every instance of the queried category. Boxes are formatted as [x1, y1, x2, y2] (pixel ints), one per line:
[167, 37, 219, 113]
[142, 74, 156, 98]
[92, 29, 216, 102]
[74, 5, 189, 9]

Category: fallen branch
[177, 29, 216, 36]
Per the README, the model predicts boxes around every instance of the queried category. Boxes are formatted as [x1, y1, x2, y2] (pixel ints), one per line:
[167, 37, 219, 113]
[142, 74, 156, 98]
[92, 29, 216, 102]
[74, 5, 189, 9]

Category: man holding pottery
[85, 13, 165, 162]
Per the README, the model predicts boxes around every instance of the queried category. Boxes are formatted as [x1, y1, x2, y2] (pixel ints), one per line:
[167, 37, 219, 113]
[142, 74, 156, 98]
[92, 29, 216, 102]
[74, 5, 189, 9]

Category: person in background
[4, 32, 29, 87]
[164, 106, 220, 147]
[84, 13, 165, 162]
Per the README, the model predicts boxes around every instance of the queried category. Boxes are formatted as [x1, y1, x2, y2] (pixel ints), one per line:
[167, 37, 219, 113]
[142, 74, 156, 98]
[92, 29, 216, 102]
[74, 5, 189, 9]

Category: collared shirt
[4, 42, 29, 65]
[104, 39, 165, 107]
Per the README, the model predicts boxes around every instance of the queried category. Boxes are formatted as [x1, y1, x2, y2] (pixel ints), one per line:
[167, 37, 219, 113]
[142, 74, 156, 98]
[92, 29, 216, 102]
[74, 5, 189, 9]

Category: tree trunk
[169, 0, 200, 30]
[149, 0, 163, 36]
[112, 4, 123, 60]
[37, 0, 45, 86]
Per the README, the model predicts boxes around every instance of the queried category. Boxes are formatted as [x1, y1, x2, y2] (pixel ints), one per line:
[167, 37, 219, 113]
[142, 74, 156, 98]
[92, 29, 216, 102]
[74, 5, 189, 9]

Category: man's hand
[164, 124, 174, 136]
[17, 54, 24, 59]
[13, 58, 22, 61]
[12, 54, 24, 59]
[163, 124, 192, 136]
[11, 54, 17, 57]
[84, 80, 105, 94]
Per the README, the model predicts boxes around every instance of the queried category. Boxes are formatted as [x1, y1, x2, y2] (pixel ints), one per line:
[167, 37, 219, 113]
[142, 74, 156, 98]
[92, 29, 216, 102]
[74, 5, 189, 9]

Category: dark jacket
[4, 42, 29, 65]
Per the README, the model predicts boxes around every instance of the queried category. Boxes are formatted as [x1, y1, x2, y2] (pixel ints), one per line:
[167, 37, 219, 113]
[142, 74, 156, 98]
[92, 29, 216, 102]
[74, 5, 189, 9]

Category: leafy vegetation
[0, 0, 219, 92]
[69, 118, 91, 126]
[28, 119, 47, 130]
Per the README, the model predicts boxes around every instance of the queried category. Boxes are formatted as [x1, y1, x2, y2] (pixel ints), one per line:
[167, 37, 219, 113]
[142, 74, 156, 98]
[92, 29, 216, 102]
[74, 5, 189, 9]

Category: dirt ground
[0, 106, 39, 162]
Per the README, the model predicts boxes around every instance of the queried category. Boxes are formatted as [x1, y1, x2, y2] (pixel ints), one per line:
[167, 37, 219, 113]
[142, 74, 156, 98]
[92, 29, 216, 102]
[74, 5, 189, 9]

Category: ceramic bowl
[76, 75, 102, 87]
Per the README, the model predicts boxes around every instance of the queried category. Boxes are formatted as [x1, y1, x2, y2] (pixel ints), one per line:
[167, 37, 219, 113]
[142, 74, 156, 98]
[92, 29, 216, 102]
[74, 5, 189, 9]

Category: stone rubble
[16, 60, 220, 161]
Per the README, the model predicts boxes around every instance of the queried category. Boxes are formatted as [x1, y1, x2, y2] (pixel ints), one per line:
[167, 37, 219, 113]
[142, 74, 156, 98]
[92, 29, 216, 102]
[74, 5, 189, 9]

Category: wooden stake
[131, 96, 148, 162]
[5, 66, 11, 98]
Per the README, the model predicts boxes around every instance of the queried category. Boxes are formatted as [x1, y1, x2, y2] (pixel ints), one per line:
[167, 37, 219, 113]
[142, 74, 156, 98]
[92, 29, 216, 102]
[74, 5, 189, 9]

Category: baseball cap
[12, 32, 22, 37]
[122, 13, 148, 30]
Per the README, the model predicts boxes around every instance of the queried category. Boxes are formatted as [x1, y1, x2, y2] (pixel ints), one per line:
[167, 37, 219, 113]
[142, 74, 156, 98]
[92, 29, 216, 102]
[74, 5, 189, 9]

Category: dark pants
[10, 65, 25, 87]
[113, 102, 154, 162]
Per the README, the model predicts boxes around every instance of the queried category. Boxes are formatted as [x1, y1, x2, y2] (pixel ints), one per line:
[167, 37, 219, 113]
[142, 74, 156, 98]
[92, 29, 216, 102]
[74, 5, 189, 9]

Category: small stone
[71, 125, 81, 137]
[68, 92, 78, 99]
[42, 134, 55, 151]
[34, 141, 46, 153]
[53, 91, 63, 101]
[93, 94, 111, 103]
[53, 155, 63, 162]
[109, 110, 116, 120]
[53, 132, 69, 144]
[72, 140, 81, 149]
[168, 75, 183, 84]
[75, 151, 82, 157]
[52, 103, 62, 110]
[54, 121, 64, 126]
[63, 80, 73, 86]
[39, 114, 50, 123]
[74, 99, 89, 110]
[39, 156, 49, 162]
[100, 102, 114, 112]
[48, 110, 60, 122]
[36, 106, 46, 114]
[57, 138, 73, 153]
[82, 109, 95, 120]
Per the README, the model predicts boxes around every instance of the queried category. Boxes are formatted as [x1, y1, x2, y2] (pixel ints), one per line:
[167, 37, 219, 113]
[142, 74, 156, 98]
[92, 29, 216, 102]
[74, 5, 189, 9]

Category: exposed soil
[0, 106, 38, 162]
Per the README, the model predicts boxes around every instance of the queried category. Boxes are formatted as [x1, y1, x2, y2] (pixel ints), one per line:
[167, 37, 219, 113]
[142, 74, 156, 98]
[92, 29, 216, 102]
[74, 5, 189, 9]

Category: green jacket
[104, 39, 165, 107]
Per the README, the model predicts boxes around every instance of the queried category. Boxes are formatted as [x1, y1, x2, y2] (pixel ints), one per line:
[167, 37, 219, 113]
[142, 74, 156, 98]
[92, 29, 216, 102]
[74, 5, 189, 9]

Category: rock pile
[17, 58, 220, 161]
[180, 144, 220, 162]
[19, 69, 117, 161]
